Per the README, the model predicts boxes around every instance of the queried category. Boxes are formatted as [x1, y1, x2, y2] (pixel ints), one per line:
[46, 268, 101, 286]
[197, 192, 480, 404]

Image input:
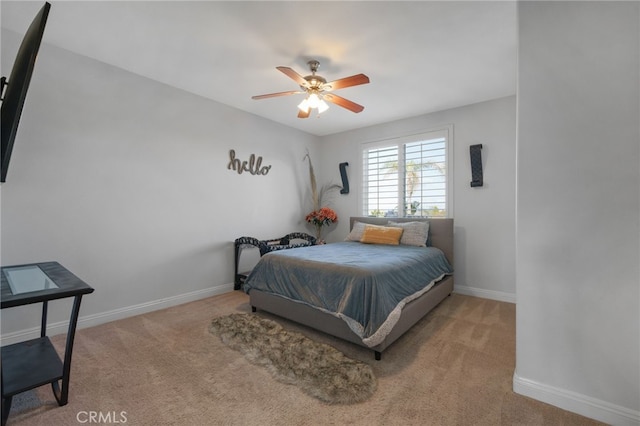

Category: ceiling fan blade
[323, 93, 365, 113]
[277, 66, 310, 88]
[252, 90, 302, 100]
[323, 74, 370, 91]
[297, 108, 311, 119]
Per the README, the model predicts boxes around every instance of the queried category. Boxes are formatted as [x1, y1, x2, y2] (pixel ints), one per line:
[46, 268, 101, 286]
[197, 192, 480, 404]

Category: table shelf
[2, 337, 63, 396]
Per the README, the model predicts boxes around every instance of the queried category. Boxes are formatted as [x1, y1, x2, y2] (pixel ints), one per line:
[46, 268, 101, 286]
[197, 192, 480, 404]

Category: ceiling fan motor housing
[302, 75, 326, 90]
[303, 60, 326, 90]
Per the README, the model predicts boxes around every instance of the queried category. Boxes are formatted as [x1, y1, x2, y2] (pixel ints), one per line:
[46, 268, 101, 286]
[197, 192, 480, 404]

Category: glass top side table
[1, 262, 95, 426]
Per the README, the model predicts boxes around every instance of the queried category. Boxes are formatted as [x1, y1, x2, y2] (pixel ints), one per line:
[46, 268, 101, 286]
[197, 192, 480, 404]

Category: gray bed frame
[249, 216, 454, 360]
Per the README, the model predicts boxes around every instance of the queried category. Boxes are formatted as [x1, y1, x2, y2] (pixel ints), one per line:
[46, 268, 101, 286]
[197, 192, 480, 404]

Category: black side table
[1, 262, 94, 426]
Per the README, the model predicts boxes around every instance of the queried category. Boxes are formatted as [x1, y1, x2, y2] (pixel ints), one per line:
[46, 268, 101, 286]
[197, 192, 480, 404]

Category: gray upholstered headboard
[349, 217, 454, 266]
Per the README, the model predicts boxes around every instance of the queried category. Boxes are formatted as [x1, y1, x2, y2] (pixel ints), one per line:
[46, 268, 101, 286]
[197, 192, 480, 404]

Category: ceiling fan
[252, 60, 370, 118]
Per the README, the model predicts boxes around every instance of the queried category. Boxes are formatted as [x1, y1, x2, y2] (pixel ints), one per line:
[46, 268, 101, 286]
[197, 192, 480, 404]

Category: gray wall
[0, 30, 320, 340]
[515, 2, 639, 424]
[319, 96, 517, 302]
[1, 29, 518, 345]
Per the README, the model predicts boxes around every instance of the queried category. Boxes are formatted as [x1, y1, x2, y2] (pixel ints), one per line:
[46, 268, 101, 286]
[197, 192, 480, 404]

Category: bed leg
[251, 306, 256, 313]
[374, 351, 381, 361]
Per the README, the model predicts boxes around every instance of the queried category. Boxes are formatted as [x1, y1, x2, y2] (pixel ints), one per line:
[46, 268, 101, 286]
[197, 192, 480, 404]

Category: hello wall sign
[227, 149, 272, 176]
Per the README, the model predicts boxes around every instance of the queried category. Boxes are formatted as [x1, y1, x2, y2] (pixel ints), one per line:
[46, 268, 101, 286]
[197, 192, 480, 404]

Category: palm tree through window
[362, 127, 451, 218]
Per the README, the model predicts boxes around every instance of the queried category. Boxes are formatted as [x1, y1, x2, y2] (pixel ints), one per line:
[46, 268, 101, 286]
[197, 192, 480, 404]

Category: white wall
[515, 2, 639, 424]
[319, 96, 517, 302]
[0, 31, 320, 342]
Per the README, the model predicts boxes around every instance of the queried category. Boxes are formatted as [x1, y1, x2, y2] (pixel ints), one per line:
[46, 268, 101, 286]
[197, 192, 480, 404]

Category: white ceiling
[1, 1, 517, 137]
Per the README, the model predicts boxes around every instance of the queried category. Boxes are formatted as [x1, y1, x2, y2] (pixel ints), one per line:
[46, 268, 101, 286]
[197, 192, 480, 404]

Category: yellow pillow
[360, 224, 404, 245]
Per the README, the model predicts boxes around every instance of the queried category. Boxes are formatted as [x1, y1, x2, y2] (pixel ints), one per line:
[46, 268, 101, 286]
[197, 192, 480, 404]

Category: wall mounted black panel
[470, 144, 483, 187]
[339, 162, 349, 194]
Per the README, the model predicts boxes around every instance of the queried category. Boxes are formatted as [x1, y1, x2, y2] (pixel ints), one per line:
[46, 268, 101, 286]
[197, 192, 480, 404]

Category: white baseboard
[453, 284, 516, 304]
[513, 372, 640, 426]
[1, 283, 235, 346]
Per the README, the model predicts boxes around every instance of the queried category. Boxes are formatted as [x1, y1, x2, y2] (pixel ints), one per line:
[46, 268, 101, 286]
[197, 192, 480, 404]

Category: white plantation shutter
[362, 127, 451, 218]
[363, 146, 399, 216]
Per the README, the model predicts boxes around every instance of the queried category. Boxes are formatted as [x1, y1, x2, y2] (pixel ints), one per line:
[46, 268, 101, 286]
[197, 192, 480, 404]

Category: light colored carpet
[6, 292, 603, 425]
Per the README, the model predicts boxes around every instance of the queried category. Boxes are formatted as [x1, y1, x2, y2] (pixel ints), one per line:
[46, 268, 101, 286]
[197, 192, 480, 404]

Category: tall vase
[315, 224, 323, 241]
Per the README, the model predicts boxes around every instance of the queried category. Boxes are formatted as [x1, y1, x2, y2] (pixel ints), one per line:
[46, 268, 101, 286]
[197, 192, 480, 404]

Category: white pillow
[345, 221, 367, 241]
[387, 221, 429, 247]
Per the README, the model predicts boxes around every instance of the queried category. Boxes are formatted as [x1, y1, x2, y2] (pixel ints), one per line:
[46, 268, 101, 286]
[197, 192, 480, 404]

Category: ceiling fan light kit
[252, 60, 369, 119]
[297, 91, 329, 114]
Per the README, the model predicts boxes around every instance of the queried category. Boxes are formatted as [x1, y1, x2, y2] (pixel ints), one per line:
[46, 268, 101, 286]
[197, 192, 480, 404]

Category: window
[361, 127, 452, 218]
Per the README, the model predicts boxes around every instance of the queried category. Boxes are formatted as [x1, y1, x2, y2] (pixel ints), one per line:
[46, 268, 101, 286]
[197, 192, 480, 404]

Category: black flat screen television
[1, 2, 51, 183]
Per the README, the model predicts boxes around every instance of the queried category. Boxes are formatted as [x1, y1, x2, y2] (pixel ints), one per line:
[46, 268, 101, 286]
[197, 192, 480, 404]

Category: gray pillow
[345, 221, 367, 241]
[387, 221, 429, 247]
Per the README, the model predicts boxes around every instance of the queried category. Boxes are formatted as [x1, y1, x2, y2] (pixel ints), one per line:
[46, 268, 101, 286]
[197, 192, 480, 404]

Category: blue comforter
[243, 241, 453, 347]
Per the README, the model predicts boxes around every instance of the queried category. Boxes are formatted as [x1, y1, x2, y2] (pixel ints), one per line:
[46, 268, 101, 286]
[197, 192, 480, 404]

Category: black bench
[234, 232, 316, 289]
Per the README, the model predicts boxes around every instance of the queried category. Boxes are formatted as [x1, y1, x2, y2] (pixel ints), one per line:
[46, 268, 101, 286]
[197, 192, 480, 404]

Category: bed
[243, 216, 454, 360]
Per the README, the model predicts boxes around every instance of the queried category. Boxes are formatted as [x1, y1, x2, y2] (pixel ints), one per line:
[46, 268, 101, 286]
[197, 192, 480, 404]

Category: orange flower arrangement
[305, 207, 338, 240]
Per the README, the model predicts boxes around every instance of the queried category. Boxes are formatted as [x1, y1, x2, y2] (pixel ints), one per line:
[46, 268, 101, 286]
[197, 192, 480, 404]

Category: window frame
[359, 125, 454, 218]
